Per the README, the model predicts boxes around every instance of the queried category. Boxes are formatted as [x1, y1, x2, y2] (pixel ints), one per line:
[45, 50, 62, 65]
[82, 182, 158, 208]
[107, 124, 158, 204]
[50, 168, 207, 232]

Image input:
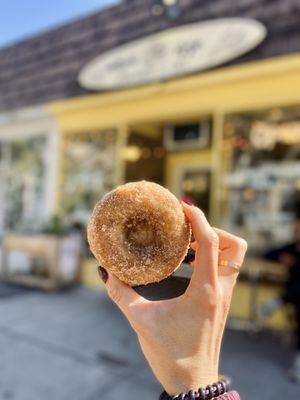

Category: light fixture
[151, 3, 164, 16]
[163, 0, 177, 5]
[151, 0, 181, 19]
[121, 146, 142, 162]
[153, 146, 165, 158]
[141, 147, 152, 159]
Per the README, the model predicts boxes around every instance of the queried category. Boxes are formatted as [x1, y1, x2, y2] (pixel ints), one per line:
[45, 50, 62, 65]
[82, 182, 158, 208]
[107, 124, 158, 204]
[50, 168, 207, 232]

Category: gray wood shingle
[0, 0, 300, 112]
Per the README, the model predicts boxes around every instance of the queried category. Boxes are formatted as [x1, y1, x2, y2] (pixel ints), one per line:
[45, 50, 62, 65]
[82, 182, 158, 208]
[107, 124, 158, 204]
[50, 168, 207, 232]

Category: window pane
[4, 136, 47, 232]
[62, 130, 118, 226]
[223, 106, 300, 254]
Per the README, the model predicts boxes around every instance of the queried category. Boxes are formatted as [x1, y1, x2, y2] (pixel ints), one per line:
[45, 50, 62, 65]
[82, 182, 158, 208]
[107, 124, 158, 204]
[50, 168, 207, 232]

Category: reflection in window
[0, 136, 47, 233]
[223, 106, 300, 253]
[62, 130, 118, 226]
[181, 169, 211, 215]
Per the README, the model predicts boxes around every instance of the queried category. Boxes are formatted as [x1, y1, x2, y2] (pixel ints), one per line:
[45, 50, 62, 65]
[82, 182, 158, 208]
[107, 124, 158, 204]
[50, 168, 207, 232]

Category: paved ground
[0, 286, 299, 400]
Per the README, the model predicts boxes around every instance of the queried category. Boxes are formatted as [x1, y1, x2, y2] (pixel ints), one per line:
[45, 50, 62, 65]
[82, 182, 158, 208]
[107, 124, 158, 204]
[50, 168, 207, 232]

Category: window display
[223, 107, 300, 254]
[62, 130, 118, 226]
[0, 135, 47, 233]
[181, 169, 211, 215]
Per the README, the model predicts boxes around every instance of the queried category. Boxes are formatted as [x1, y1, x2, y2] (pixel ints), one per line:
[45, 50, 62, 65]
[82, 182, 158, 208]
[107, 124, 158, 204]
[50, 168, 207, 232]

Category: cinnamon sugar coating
[87, 181, 191, 286]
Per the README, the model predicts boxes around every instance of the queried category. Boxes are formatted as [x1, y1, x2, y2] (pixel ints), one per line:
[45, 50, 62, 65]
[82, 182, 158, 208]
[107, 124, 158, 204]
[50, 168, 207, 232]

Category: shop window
[223, 106, 300, 254]
[0, 135, 47, 233]
[62, 130, 118, 227]
[164, 119, 212, 151]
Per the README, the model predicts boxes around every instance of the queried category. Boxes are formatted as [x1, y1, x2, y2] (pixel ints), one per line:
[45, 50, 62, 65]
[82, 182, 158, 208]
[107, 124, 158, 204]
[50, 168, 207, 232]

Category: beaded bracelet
[159, 377, 230, 400]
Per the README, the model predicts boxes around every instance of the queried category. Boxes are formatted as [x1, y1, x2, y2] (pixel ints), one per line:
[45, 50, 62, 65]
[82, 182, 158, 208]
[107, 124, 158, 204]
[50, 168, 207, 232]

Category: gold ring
[218, 259, 241, 270]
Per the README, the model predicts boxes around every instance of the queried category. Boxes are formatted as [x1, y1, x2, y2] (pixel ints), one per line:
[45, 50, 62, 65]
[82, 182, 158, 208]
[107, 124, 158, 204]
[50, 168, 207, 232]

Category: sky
[0, 0, 118, 48]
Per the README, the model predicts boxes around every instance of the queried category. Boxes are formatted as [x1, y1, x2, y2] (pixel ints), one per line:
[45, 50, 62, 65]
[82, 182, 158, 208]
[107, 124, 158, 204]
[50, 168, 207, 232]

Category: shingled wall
[0, 0, 300, 112]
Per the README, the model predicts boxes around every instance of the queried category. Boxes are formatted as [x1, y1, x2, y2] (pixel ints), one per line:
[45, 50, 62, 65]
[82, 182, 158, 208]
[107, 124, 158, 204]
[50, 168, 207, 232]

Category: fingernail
[191, 239, 196, 243]
[98, 266, 108, 283]
[181, 198, 194, 206]
[185, 249, 195, 263]
[186, 252, 195, 263]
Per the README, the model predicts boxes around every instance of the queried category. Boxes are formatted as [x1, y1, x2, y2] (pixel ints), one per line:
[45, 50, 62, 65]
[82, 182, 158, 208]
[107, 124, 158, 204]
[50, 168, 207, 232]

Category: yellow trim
[48, 52, 300, 133]
[165, 150, 211, 187]
[115, 124, 129, 185]
[54, 130, 64, 215]
[210, 110, 224, 226]
[50, 52, 300, 114]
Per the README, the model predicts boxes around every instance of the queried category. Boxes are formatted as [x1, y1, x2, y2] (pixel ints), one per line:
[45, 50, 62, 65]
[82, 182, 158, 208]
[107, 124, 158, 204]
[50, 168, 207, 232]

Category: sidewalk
[0, 286, 299, 400]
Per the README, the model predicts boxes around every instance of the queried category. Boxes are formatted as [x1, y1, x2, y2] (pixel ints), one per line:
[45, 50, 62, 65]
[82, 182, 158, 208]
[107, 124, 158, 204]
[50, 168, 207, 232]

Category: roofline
[49, 52, 300, 114]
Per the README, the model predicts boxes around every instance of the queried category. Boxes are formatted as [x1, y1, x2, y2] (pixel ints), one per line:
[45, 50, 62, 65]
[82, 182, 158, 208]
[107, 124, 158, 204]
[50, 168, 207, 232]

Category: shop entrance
[124, 124, 165, 185]
[124, 119, 213, 218]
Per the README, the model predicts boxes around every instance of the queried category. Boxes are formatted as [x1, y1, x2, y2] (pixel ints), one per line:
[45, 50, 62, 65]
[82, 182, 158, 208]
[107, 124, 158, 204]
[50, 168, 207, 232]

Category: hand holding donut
[97, 202, 247, 396]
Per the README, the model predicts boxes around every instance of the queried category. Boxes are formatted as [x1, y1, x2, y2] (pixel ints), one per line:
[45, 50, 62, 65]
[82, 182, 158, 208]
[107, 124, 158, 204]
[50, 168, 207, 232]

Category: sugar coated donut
[87, 181, 191, 286]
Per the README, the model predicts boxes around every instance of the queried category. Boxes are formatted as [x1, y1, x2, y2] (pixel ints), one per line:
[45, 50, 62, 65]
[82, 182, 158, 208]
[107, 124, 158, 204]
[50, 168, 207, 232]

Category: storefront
[51, 52, 300, 221]
[1, 0, 300, 329]
[48, 51, 300, 329]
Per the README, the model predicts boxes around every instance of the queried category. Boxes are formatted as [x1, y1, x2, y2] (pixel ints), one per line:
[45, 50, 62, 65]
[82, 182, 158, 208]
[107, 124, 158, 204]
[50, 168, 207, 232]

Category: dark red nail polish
[98, 266, 108, 283]
[191, 239, 196, 243]
[181, 198, 194, 206]
[186, 252, 195, 263]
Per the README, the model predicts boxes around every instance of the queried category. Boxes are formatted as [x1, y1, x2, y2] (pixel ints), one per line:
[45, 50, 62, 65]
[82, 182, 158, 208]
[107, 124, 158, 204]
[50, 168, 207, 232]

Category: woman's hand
[98, 203, 247, 395]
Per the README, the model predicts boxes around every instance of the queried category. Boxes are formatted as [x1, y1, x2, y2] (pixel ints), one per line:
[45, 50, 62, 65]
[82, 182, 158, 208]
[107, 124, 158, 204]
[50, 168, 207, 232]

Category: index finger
[182, 202, 219, 287]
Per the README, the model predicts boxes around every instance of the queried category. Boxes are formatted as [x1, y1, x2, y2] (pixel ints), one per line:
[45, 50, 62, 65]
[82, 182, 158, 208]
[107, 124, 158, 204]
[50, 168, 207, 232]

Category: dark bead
[219, 381, 226, 394]
[206, 385, 214, 399]
[222, 380, 227, 393]
[159, 391, 170, 400]
[211, 383, 217, 396]
[215, 383, 222, 396]
[159, 379, 231, 400]
[198, 388, 206, 400]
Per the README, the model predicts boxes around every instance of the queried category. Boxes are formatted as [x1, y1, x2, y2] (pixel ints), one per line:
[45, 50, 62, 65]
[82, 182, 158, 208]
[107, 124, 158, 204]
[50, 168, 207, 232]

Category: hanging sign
[79, 18, 266, 90]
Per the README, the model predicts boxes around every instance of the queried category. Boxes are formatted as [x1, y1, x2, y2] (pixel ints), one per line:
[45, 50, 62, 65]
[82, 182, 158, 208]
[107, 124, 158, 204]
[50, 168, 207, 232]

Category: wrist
[162, 365, 219, 395]
[163, 349, 220, 395]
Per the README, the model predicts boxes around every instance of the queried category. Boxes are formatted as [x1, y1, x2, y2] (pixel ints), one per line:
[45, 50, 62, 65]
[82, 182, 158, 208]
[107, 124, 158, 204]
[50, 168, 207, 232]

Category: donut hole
[125, 218, 156, 249]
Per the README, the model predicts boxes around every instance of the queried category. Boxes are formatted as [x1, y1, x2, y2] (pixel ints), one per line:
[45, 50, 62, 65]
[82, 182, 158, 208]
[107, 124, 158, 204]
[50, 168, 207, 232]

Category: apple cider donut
[87, 181, 191, 286]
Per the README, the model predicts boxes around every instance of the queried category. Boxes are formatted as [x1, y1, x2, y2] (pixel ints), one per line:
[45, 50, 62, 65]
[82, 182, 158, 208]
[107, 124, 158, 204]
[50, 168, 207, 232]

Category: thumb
[98, 266, 148, 319]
